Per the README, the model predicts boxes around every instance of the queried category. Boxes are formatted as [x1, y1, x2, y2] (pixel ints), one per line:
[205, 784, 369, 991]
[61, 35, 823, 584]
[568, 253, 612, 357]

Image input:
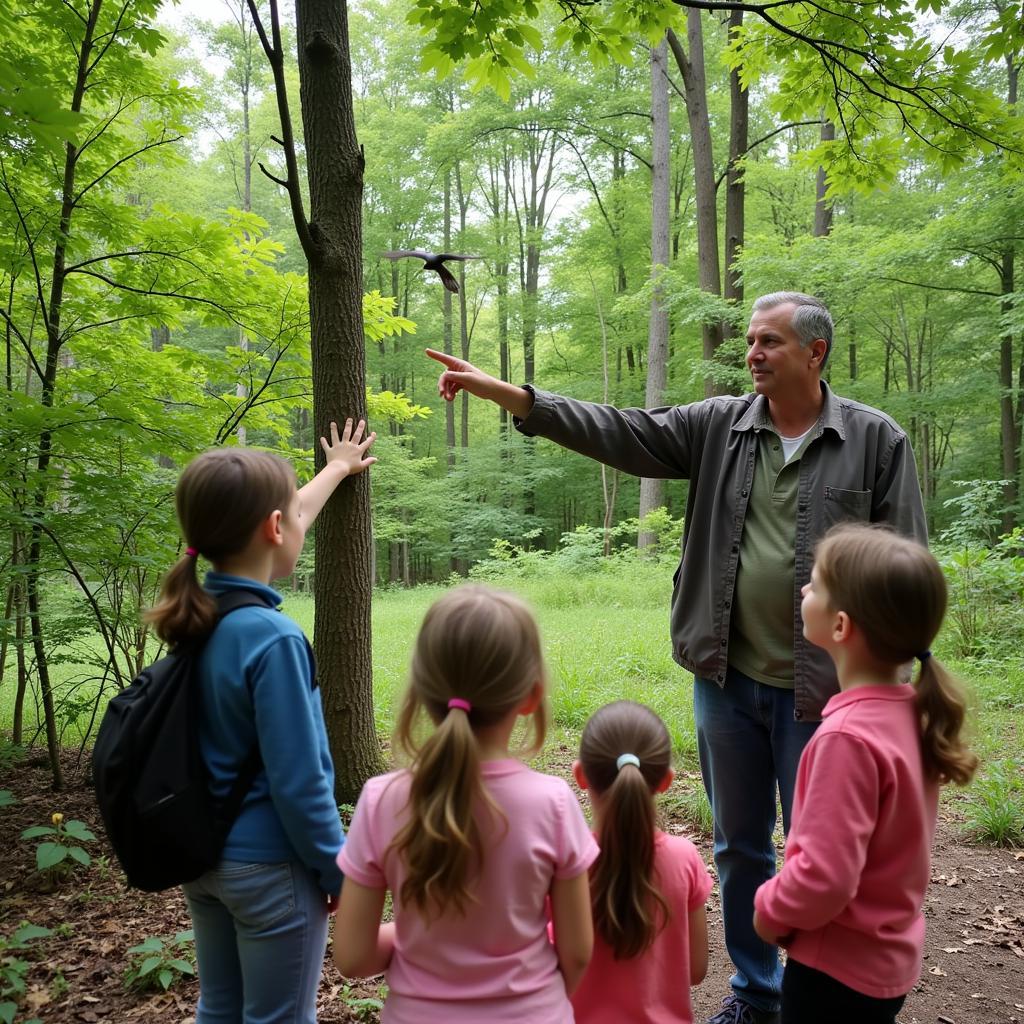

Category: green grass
[3, 566, 1023, 844]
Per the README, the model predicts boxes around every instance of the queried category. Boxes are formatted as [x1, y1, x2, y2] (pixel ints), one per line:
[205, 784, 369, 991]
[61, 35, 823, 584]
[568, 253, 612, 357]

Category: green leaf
[36, 843, 68, 871]
[173, 930, 194, 945]
[168, 959, 195, 975]
[62, 820, 95, 841]
[0, 1001, 16, 1024]
[11, 924, 52, 945]
[20, 826, 54, 840]
[158, 969, 173, 990]
[138, 956, 163, 977]
[68, 846, 91, 867]
[127, 937, 164, 954]
[0, 790, 15, 807]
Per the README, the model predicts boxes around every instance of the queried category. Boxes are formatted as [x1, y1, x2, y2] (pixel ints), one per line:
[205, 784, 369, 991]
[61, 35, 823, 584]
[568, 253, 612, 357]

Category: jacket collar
[732, 381, 846, 441]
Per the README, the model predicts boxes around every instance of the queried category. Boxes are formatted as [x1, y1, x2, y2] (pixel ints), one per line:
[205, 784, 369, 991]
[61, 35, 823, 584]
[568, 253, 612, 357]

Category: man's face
[745, 302, 824, 401]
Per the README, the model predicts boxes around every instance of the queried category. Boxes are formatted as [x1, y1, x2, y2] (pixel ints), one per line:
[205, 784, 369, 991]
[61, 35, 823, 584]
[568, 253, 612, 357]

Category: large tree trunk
[638, 37, 671, 549]
[668, 16, 723, 397]
[294, 0, 383, 800]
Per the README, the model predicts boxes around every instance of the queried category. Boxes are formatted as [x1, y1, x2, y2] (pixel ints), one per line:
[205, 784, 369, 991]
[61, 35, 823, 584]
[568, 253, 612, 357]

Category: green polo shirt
[728, 427, 814, 687]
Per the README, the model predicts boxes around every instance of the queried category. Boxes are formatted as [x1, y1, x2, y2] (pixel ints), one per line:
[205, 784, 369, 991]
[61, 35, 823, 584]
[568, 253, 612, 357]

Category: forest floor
[1, 747, 1022, 1024]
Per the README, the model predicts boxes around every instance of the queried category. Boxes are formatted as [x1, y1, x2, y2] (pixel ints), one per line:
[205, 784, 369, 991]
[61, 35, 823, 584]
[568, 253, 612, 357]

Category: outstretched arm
[426, 348, 534, 420]
[297, 418, 377, 535]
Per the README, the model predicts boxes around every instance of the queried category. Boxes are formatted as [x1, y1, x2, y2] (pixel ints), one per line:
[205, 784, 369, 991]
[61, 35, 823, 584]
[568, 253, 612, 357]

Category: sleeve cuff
[513, 384, 548, 436]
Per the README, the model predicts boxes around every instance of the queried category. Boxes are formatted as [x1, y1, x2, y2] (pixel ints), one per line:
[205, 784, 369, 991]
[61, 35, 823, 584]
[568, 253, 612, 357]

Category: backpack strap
[211, 589, 277, 820]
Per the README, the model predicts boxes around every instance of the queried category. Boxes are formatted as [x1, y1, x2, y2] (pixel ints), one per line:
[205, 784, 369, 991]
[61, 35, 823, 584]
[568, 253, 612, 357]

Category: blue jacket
[197, 572, 344, 894]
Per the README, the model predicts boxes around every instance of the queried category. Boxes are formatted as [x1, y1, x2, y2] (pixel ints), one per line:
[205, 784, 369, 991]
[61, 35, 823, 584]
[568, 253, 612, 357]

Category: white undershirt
[780, 424, 815, 463]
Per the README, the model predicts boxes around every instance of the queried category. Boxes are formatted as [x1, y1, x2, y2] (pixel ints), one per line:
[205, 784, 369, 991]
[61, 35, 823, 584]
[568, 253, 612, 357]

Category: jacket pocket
[822, 486, 871, 527]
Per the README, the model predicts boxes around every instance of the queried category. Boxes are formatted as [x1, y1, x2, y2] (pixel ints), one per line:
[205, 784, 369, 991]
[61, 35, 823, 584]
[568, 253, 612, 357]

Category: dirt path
[2, 751, 1021, 1024]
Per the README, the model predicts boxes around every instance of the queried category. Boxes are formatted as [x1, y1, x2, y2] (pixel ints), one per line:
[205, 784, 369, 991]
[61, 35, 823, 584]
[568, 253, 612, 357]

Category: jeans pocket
[216, 861, 296, 930]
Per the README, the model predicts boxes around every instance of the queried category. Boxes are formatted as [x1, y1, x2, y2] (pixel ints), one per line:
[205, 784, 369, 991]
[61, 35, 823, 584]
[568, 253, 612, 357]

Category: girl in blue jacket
[148, 419, 376, 1024]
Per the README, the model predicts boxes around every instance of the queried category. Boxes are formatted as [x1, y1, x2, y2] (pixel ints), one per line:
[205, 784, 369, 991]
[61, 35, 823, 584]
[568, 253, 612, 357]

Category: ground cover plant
[1, 565, 1022, 1023]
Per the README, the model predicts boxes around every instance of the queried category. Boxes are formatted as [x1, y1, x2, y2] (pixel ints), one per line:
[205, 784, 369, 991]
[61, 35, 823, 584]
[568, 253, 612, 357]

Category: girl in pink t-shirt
[570, 700, 713, 1024]
[754, 524, 978, 1024]
[333, 584, 598, 1024]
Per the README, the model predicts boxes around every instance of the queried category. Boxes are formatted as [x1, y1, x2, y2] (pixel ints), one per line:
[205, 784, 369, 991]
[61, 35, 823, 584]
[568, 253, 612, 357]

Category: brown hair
[147, 448, 295, 647]
[390, 584, 548, 918]
[579, 701, 672, 959]
[814, 523, 978, 786]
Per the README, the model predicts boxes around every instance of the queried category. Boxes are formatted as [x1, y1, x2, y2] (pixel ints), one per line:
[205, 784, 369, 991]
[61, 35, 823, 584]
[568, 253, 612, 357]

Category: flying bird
[381, 250, 483, 294]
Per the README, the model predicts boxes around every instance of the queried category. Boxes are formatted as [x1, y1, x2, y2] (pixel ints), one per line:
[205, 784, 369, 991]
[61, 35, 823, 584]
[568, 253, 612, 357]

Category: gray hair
[752, 292, 833, 368]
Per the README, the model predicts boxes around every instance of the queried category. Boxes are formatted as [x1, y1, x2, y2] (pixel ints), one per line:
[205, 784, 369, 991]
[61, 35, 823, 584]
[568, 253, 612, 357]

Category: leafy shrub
[19, 814, 95, 880]
[962, 760, 1024, 847]
[0, 922, 51, 1024]
[124, 931, 196, 992]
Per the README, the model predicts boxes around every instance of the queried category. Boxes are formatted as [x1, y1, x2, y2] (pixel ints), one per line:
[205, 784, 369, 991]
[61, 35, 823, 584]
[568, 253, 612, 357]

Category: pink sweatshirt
[754, 685, 939, 999]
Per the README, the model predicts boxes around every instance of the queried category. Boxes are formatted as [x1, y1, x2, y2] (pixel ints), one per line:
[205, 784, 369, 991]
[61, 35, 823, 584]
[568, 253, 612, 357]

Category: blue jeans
[694, 668, 819, 1014]
[183, 860, 329, 1024]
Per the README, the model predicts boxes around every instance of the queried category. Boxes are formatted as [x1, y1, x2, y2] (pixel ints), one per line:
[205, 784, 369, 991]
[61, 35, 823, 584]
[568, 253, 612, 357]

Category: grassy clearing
[3, 566, 1022, 843]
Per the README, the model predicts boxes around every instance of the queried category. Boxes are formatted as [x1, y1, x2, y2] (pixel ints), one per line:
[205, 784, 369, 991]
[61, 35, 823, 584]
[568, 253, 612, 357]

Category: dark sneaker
[706, 994, 782, 1024]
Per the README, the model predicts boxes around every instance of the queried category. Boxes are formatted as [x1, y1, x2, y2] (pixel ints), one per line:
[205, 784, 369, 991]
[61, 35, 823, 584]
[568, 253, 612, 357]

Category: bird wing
[381, 250, 431, 261]
[436, 263, 460, 293]
[435, 253, 483, 262]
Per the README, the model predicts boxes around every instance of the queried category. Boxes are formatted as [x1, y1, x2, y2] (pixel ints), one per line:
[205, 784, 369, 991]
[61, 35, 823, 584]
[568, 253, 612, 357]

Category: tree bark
[639, 38, 671, 549]
[293, 0, 383, 800]
[813, 118, 836, 237]
[668, 16, 723, 397]
[723, 10, 747, 313]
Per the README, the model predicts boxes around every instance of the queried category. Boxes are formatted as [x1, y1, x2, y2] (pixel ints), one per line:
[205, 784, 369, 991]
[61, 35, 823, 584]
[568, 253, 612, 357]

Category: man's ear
[572, 760, 589, 791]
[655, 767, 675, 794]
[518, 680, 543, 716]
[808, 338, 827, 369]
[262, 509, 284, 547]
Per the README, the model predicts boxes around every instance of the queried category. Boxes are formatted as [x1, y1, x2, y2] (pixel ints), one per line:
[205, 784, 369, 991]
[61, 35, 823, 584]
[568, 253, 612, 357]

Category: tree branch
[245, 0, 319, 262]
[877, 275, 1001, 297]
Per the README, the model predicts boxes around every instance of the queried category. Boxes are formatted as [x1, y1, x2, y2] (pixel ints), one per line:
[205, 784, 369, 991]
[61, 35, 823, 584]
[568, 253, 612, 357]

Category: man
[427, 292, 927, 1024]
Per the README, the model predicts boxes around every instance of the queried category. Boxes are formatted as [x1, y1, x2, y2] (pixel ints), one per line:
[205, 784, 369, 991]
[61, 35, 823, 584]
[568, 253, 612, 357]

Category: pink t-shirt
[337, 759, 599, 1024]
[754, 685, 940, 999]
[571, 832, 713, 1024]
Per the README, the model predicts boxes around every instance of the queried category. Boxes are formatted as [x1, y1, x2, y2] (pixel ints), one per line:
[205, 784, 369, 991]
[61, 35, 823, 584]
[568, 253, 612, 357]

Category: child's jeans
[183, 859, 329, 1024]
[782, 959, 907, 1024]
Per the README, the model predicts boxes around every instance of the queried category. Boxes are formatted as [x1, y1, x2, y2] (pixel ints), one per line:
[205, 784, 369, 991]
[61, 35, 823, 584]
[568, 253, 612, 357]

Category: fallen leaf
[942, 947, 964, 953]
[929, 966, 948, 976]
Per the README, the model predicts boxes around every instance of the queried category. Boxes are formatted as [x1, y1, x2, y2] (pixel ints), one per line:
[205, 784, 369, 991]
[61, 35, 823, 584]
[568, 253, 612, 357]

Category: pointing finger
[426, 348, 461, 369]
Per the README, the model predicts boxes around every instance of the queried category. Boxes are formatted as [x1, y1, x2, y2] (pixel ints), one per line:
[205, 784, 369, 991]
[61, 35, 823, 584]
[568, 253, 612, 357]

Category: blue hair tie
[917, 650, 932, 663]
[616, 753, 640, 772]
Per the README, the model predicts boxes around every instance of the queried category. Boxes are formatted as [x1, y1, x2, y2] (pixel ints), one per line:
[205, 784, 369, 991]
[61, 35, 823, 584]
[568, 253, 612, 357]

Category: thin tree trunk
[639, 37, 670, 549]
[723, 11, 747, 315]
[667, 16, 723, 396]
[813, 118, 836, 236]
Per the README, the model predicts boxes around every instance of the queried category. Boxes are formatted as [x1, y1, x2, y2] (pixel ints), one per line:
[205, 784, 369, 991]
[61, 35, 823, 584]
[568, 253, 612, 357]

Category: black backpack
[92, 590, 272, 892]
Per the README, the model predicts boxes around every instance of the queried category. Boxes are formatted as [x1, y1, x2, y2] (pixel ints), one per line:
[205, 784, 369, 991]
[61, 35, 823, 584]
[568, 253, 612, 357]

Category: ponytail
[146, 553, 218, 648]
[390, 704, 499, 917]
[146, 447, 295, 648]
[591, 763, 669, 959]
[389, 585, 547, 919]
[579, 701, 672, 959]
[915, 656, 978, 787]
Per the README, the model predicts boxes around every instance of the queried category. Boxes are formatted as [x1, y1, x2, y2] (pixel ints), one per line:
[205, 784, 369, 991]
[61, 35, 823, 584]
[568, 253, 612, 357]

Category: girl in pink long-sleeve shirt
[754, 524, 977, 1024]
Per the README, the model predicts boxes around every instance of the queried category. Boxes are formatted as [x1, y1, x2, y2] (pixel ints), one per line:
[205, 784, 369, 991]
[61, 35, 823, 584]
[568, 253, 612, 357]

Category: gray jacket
[516, 382, 928, 720]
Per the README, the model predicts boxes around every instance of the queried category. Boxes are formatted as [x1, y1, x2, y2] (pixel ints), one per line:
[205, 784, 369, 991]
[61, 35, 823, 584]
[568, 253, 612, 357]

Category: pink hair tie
[447, 698, 472, 714]
[185, 546, 199, 558]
